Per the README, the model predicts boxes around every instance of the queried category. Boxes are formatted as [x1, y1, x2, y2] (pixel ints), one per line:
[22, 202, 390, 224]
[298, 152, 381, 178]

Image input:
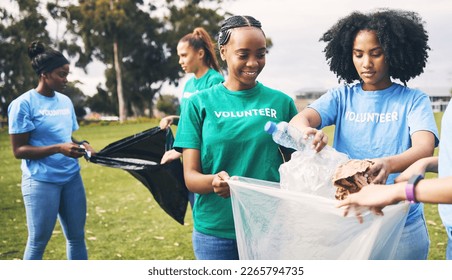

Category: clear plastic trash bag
[228, 147, 409, 260]
[279, 146, 350, 197]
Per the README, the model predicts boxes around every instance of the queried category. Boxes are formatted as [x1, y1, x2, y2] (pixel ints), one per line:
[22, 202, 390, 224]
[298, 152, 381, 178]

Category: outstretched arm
[366, 130, 436, 184]
[395, 156, 438, 183]
[337, 176, 452, 213]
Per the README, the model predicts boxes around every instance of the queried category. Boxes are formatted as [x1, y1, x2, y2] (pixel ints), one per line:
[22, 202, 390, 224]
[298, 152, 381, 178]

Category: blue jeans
[21, 173, 88, 260]
[444, 226, 452, 260]
[192, 228, 239, 260]
[188, 191, 195, 210]
[394, 212, 430, 260]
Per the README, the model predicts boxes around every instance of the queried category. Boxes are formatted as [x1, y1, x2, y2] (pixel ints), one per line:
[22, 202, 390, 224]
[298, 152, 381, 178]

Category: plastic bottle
[264, 121, 312, 151]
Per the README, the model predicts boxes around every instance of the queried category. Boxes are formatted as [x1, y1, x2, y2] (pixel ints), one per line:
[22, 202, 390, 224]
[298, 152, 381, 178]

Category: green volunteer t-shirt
[174, 82, 298, 239]
[179, 68, 224, 114]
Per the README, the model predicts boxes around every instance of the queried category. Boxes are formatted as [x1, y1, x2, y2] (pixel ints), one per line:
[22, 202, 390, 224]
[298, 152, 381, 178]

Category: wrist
[74, 139, 90, 145]
[395, 182, 407, 202]
[56, 143, 64, 154]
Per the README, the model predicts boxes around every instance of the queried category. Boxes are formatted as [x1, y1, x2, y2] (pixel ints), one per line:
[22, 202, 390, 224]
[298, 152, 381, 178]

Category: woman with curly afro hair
[290, 9, 439, 259]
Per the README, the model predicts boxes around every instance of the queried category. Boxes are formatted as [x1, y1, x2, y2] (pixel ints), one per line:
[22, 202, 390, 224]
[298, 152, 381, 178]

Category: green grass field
[0, 114, 447, 260]
[0, 120, 194, 260]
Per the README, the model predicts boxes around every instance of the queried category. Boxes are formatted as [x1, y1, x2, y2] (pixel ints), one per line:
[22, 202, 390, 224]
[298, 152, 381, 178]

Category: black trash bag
[89, 127, 188, 225]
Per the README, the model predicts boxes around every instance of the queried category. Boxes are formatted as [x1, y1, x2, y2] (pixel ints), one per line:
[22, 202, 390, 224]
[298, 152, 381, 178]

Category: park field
[0, 114, 447, 260]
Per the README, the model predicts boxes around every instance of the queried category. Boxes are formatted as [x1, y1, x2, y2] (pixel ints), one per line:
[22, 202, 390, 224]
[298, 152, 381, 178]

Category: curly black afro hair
[320, 8, 430, 85]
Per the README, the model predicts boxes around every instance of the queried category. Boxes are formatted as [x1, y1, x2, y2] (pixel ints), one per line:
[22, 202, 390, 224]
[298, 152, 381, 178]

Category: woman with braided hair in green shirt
[174, 15, 302, 260]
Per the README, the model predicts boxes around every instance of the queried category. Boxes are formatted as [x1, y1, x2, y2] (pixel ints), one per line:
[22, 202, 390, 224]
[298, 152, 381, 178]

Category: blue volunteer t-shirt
[310, 83, 439, 225]
[8, 89, 80, 184]
[438, 102, 452, 226]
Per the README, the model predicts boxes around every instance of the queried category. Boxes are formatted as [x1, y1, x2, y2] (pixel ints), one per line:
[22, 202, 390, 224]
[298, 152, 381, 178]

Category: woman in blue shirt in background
[8, 41, 95, 260]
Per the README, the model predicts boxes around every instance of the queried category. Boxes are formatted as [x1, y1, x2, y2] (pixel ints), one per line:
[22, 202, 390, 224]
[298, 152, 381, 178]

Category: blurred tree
[63, 0, 143, 123]
[85, 86, 118, 116]
[62, 0, 228, 121]
[0, 0, 51, 107]
[0, 0, 88, 120]
[64, 81, 88, 119]
[1, 0, 235, 121]
[156, 94, 180, 115]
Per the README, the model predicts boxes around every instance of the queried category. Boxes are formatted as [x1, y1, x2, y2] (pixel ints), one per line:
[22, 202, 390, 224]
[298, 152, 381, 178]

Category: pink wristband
[405, 183, 416, 203]
[406, 174, 424, 203]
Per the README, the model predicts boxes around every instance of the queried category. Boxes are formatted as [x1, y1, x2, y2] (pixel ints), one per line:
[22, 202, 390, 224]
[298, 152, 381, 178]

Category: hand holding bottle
[265, 121, 327, 153]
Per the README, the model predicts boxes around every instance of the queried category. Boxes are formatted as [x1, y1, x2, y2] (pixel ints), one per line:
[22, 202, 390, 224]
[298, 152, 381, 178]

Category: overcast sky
[70, 0, 452, 98]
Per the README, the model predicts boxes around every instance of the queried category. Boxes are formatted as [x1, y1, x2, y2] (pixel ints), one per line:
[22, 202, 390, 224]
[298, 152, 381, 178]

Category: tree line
[0, 0, 230, 123]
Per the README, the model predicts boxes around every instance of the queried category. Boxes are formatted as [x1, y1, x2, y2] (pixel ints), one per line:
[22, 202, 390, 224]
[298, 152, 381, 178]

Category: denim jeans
[21, 173, 87, 260]
[394, 212, 430, 260]
[192, 228, 239, 260]
[188, 191, 195, 210]
[444, 226, 452, 260]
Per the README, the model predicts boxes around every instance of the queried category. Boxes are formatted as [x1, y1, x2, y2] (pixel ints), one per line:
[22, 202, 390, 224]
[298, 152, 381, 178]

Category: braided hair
[179, 27, 221, 72]
[320, 9, 430, 85]
[218, 15, 264, 46]
[28, 41, 69, 76]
